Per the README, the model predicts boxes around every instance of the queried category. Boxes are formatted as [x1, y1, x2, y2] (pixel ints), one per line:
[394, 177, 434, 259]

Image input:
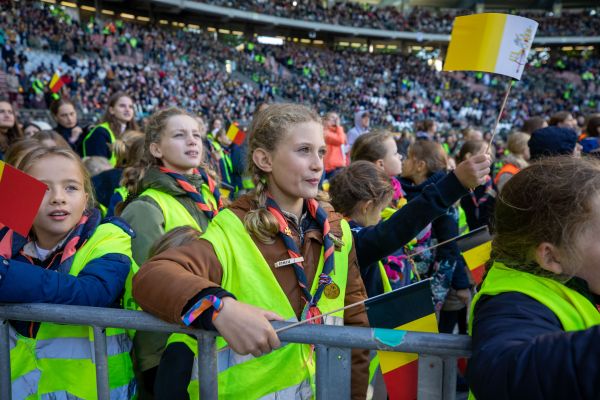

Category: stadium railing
[0, 303, 471, 400]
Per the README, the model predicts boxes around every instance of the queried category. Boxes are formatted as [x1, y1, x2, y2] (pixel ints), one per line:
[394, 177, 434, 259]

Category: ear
[149, 142, 163, 160]
[464, 152, 472, 160]
[252, 147, 273, 174]
[416, 159, 427, 173]
[534, 242, 564, 275]
[374, 159, 385, 170]
[360, 200, 373, 215]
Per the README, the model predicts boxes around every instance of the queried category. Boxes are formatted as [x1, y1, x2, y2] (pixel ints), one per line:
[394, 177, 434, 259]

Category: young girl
[400, 141, 471, 313]
[0, 146, 137, 399]
[82, 92, 138, 166]
[0, 100, 23, 160]
[133, 103, 370, 399]
[468, 157, 600, 400]
[120, 107, 222, 394]
[50, 98, 84, 153]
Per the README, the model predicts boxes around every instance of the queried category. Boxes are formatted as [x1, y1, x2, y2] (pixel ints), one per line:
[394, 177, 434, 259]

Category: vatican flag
[443, 13, 538, 80]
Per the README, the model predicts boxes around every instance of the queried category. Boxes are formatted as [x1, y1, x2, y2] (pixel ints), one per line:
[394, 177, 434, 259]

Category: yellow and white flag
[443, 13, 538, 80]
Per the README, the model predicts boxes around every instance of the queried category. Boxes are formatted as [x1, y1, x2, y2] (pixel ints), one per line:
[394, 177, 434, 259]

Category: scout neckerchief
[265, 196, 338, 323]
[470, 175, 495, 220]
[160, 166, 223, 220]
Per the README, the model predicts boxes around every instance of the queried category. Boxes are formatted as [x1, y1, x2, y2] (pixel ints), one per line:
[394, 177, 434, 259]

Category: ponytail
[243, 176, 279, 243]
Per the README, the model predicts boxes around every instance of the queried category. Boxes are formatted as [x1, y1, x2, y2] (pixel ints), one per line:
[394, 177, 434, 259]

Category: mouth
[48, 210, 70, 221]
[185, 150, 199, 157]
[305, 178, 320, 186]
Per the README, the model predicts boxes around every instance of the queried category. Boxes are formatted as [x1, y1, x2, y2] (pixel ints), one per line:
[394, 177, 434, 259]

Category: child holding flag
[0, 146, 137, 399]
[119, 107, 222, 394]
[468, 157, 600, 400]
[133, 103, 370, 399]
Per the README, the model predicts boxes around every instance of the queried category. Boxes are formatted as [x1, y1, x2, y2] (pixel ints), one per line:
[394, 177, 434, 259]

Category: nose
[311, 152, 323, 172]
[49, 188, 66, 205]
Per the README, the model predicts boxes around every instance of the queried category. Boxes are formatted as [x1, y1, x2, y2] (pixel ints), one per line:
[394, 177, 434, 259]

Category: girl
[133, 103, 370, 399]
[0, 146, 137, 399]
[329, 156, 490, 299]
[468, 157, 600, 400]
[493, 132, 530, 193]
[400, 141, 471, 312]
[120, 107, 221, 394]
[82, 91, 138, 166]
[50, 98, 84, 153]
[0, 100, 23, 160]
[456, 140, 496, 231]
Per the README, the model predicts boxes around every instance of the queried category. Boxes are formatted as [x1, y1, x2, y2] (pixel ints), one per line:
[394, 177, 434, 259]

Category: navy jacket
[401, 172, 471, 292]
[468, 287, 600, 400]
[352, 171, 468, 297]
[0, 212, 132, 337]
[83, 125, 112, 159]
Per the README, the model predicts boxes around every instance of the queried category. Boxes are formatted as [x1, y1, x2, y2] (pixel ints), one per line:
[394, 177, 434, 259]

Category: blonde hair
[121, 107, 206, 196]
[32, 130, 71, 150]
[506, 132, 530, 156]
[82, 156, 112, 177]
[244, 103, 321, 243]
[148, 226, 201, 258]
[17, 147, 96, 209]
[112, 130, 145, 168]
[4, 139, 43, 167]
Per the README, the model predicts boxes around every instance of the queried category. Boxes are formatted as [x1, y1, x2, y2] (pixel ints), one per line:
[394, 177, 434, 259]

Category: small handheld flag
[367, 279, 437, 400]
[456, 226, 492, 284]
[0, 161, 47, 236]
[444, 13, 538, 80]
[49, 72, 66, 94]
[226, 123, 246, 146]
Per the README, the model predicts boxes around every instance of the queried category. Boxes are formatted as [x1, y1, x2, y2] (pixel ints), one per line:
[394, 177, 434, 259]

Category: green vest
[139, 187, 217, 233]
[168, 208, 352, 399]
[468, 262, 600, 399]
[115, 186, 129, 204]
[10, 222, 138, 400]
[83, 122, 118, 167]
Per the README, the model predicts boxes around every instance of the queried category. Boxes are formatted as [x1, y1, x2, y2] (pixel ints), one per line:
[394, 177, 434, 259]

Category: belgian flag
[0, 161, 47, 236]
[456, 226, 492, 284]
[366, 279, 437, 400]
[226, 122, 246, 146]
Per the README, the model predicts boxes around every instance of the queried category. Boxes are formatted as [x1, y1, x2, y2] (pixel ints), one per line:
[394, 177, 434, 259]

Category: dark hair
[0, 101, 23, 152]
[456, 140, 486, 164]
[585, 115, 600, 138]
[350, 130, 392, 162]
[329, 161, 393, 217]
[549, 111, 572, 127]
[407, 141, 448, 176]
[522, 116, 546, 134]
[493, 157, 600, 277]
[49, 98, 76, 117]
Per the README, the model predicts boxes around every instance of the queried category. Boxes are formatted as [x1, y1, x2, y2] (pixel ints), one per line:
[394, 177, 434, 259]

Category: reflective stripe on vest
[82, 122, 118, 167]
[12, 368, 40, 400]
[171, 208, 352, 399]
[140, 188, 213, 233]
[35, 333, 132, 359]
[377, 261, 393, 294]
[10, 223, 137, 399]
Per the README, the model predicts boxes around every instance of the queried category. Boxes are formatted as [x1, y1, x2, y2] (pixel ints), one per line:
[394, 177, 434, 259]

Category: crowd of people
[2, 2, 599, 134]
[206, 0, 600, 36]
[2, 1, 600, 400]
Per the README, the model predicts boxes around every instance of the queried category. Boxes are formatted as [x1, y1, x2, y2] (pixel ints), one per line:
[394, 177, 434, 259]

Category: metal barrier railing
[0, 304, 472, 400]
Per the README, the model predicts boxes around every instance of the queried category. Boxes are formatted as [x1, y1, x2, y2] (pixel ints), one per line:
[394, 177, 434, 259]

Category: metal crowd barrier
[0, 304, 471, 400]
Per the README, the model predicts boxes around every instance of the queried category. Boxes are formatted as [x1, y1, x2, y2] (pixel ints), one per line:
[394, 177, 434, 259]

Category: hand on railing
[213, 297, 283, 357]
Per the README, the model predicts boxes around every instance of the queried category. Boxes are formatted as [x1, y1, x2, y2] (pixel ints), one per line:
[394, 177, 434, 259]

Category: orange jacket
[324, 125, 347, 172]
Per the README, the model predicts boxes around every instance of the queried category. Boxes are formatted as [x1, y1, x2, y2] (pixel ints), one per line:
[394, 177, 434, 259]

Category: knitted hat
[528, 127, 578, 160]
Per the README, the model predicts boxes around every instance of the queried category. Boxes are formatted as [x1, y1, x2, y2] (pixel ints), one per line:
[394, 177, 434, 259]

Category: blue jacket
[468, 282, 600, 400]
[0, 210, 132, 337]
[352, 171, 468, 297]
